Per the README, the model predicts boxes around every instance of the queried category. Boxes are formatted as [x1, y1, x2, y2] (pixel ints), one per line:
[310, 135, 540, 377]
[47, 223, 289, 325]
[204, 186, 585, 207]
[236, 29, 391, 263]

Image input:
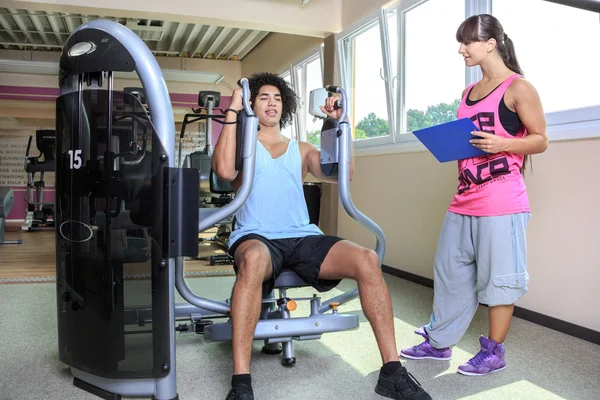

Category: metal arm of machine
[175, 78, 259, 316]
[317, 85, 387, 314]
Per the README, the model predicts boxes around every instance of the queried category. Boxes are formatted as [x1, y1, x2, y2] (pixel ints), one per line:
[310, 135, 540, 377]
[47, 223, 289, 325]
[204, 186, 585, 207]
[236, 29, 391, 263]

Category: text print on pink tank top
[449, 73, 530, 217]
[456, 110, 510, 195]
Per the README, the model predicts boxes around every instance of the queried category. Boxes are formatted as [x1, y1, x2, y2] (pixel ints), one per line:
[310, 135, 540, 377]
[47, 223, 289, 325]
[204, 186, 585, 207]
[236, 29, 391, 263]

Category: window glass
[403, 0, 466, 133]
[493, 0, 600, 113]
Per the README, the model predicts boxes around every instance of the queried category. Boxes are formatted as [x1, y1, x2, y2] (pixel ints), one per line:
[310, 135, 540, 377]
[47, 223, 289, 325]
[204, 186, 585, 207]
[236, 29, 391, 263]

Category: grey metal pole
[206, 99, 214, 156]
[318, 85, 387, 314]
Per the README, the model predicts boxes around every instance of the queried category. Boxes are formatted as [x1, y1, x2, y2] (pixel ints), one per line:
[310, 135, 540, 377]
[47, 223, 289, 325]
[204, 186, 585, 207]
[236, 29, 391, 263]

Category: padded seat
[274, 269, 309, 289]
[26, 160, 56, 173]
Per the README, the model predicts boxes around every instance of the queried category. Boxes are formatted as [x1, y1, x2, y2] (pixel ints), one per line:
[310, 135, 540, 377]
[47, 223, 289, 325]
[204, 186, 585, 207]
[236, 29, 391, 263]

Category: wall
[337, 138, 600, 332]
[341, 0, 392, 28]
[0, 49, 242, 96]
[241, 33, 323, 77]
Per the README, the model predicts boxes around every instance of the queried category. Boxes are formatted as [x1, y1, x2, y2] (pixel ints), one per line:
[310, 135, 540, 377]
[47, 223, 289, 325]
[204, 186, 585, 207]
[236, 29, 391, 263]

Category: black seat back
[210, 169, 233, 195]
[36, 130, 56, 163]
[303, 184, 321, 225]
[187, 150, 212, 198]
[25, 130, 56, 173]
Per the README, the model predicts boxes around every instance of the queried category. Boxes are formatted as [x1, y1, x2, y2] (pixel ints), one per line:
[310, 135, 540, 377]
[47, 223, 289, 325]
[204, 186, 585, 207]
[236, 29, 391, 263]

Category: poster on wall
[175, 131, 206, 167]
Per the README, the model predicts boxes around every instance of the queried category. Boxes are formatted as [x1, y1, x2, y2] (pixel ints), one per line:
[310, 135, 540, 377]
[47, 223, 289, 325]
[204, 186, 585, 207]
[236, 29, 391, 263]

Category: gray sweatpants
[427, 211, 531, 349]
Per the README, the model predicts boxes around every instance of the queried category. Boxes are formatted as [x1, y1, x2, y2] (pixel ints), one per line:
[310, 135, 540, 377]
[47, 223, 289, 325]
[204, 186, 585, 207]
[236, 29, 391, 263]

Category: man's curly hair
[248, 72, 298, 129]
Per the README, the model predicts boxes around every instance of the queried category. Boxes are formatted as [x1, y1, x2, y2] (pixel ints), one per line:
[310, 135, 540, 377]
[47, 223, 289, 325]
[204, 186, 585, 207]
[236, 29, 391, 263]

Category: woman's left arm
[505, 79, 548, 155]
[471, 79, 549, 155]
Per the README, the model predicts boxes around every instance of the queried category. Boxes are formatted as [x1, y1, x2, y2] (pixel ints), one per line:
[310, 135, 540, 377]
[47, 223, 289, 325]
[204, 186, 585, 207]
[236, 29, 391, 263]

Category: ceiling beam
[46, 12, 65, 45]
[7, 8, 38, 49]
[0, 14, 23, 49]
[168, 22, 188, 53]
[27, 10, 52, 45]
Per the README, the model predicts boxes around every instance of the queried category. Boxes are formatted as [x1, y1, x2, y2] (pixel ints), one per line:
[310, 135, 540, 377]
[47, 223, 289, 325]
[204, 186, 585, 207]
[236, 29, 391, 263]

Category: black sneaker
[375, 366, 432, 400]
[226, 383, 254, 400]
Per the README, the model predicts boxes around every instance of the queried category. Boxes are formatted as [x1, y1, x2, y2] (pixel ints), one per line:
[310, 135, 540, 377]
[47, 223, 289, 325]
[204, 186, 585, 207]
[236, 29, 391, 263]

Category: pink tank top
[448, 73, 530, 216]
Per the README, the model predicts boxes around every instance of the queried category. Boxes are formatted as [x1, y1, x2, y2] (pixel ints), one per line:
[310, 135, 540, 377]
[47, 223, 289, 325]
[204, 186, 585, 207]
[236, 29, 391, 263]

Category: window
[493, 0, 600, 114]
[337, 0, 600, 150]
[279, 48, 324, 144]
[399, 0, 466, 134]
[279, 70, 296, 139]
[339, 19, 392, 144]
[293, 52, 323, 144]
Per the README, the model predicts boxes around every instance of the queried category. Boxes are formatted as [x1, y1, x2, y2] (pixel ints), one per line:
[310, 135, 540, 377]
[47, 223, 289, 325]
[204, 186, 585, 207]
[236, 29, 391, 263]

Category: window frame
[278, 69, 299, 140]
[393, 0, 471, 143]
[335, 0, 600, 153]
[336, 10, 396, 147]
[490, 0, 600, 140]
[279, 46, 324, 143]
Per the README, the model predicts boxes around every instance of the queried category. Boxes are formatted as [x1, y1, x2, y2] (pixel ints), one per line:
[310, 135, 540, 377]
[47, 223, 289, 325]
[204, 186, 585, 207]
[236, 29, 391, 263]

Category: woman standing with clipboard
[400, 14, 548, 376]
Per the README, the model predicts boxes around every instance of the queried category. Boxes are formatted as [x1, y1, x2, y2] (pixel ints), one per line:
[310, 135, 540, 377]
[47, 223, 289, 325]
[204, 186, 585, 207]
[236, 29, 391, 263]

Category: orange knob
[329, 302, 340, 311]
[286, 300, 297, 312]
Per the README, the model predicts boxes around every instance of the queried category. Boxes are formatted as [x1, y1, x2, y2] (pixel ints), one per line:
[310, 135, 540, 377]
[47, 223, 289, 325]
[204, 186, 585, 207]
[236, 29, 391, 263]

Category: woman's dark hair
[247, 72, 298, 129]
[456, 14, 523, 76]
[457, 14, 531, 175]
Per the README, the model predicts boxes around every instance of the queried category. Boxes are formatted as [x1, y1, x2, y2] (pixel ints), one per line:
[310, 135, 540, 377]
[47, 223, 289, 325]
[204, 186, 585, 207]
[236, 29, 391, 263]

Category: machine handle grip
[238, 78, 254, 117]
[25, 135, 33, 157]
[325, 85, 340, 94]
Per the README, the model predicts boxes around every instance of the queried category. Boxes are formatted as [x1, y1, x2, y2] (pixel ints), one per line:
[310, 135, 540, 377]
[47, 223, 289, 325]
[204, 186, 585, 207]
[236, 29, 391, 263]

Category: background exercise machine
[178, 91, 234, 265]
[22, 129, 56, 231]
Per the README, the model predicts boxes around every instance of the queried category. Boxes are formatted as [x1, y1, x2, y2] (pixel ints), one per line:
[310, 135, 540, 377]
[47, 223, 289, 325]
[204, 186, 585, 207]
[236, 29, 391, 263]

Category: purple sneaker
[457, 336, 506, 376]
[400, 326, 452, 361]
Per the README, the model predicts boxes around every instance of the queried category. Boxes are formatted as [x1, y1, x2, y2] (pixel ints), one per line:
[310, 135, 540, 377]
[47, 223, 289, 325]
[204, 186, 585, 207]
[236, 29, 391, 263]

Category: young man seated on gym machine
[212, 72, 432, 400]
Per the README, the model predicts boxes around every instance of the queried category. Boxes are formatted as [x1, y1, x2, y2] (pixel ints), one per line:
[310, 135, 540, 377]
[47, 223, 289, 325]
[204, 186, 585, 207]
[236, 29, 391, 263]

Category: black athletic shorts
[227, 233, 345, 296]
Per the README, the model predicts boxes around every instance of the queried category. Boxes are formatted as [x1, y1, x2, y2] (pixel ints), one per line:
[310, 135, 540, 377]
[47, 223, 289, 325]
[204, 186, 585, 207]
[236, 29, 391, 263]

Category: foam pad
[0, 187, 14, 218]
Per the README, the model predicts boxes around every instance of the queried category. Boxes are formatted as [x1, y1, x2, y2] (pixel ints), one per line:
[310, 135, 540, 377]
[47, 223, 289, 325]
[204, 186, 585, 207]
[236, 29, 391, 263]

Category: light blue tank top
[229, 139, 323, 246]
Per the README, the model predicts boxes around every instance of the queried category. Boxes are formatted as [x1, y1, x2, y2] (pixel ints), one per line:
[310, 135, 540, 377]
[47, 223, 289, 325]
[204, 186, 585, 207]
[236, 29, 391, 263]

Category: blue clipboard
[412, 118, 486, 163]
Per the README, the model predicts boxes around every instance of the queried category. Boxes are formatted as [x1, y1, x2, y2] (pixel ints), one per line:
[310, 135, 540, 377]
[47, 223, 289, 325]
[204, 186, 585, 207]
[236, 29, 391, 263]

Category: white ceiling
[0, 7, 270, 60]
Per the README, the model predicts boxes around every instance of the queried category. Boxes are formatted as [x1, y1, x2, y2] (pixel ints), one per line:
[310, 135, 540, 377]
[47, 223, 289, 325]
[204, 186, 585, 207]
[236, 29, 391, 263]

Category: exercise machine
[22, 129, 56, 231]
[0, 187, 24, 245]
[178, 91, 235, 265]
[178, 90, 222, 163]
[56, 19, 385, 400]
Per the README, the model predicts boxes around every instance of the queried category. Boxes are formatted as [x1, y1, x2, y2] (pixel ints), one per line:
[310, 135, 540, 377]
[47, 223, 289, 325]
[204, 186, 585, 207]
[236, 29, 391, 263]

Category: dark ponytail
[499, 33, 523, 76]
[499, 33, 530, 175]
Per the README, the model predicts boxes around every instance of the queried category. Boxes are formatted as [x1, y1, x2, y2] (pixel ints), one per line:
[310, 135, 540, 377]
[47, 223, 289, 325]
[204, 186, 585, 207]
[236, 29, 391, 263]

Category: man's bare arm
[212, 88, 243, 181]
[304, 141, 354, 184]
